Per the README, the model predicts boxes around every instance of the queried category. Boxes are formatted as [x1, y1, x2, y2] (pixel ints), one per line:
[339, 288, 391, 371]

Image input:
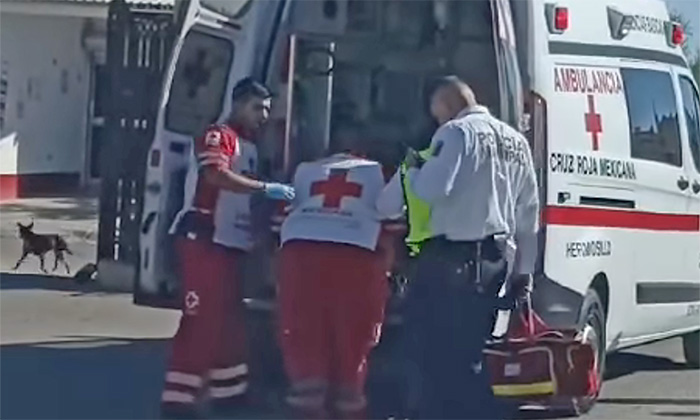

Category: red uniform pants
[278, 240, 388, 419]
[161, 237, 248, 410]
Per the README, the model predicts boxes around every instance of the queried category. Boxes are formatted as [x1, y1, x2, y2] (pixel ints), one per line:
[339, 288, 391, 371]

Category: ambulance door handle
[677, 176, 690, 191]
[692, 180, 700, 194]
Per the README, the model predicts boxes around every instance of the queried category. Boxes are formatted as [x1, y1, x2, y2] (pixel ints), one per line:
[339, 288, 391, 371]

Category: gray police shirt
[407, 105, 539, 275]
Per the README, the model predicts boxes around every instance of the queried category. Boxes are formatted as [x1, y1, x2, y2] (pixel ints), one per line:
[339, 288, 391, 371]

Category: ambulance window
[679, 76, 700, 173]
[165, 32, 234, 137]
[621, 69, 682, 167]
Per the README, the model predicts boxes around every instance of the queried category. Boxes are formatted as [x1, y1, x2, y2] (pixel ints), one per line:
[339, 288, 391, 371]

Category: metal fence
[97, 0, 174, 268]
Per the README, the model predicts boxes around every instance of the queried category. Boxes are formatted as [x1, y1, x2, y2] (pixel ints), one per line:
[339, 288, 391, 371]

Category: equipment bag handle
[516, 295, 564, 341]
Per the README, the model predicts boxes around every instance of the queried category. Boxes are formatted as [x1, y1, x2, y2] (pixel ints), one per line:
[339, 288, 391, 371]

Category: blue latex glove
[263, 183, 295, 201]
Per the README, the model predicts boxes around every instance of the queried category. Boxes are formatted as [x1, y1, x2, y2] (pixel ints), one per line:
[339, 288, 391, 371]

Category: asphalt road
[0, 196, 98, 277]
[1, 197, 698, 419]
[1, 270, 698, 420]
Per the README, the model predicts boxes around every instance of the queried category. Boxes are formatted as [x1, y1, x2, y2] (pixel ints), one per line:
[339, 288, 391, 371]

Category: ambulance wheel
[578, 289, 606, 411]
[682, 331, 699, 368]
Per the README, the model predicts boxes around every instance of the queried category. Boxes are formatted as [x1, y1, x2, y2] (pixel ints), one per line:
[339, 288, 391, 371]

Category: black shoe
[160, 403, 200, 420]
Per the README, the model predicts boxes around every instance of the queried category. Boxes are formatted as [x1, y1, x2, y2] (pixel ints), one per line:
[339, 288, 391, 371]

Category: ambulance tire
[577, 288, 606, 414]
[682, 331, 699, 368]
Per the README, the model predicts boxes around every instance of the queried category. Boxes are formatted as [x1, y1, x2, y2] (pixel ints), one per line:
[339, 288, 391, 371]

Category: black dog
[13, 221, 73, 274]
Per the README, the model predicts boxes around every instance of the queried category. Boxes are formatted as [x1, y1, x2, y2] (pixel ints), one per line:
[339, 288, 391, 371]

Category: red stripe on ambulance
[544, 206, 700, 232]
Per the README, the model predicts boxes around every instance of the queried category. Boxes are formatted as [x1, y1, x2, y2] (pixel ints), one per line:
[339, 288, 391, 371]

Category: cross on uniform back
[310, 169, 363, 209]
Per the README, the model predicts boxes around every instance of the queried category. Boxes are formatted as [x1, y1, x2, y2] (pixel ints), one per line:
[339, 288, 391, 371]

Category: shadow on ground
[0, 335, 288, 420]
[598, 397, 700, 406]
[0, 337, 168, 420]
[604, 351, 696, 381]
[652, 412, 700, 417]
[0, 197, 98, 222]
[0, 272, 109, 297]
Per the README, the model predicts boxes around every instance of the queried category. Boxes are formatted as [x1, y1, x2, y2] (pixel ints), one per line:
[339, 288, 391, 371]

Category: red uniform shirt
[170, 124, 258, 251]
[191, 125, 238, 212]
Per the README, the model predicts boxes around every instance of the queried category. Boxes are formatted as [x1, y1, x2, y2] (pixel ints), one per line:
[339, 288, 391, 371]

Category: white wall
[0, 132, 18, 175]
[0, 13, 91, 176]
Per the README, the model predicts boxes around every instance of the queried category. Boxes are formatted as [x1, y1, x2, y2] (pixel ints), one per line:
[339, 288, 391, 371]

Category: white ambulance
[510, 0, 700, 372]
[133, 0, 699, 392]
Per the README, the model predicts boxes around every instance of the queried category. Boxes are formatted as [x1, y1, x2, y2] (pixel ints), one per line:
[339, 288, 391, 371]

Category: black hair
[426, 75, 463, 98]
[425, 74, 478, 111]
[231, 77, 272, 104]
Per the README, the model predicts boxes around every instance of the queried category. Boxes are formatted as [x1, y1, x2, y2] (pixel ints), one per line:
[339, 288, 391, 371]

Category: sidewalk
[0, 194, 98, 276]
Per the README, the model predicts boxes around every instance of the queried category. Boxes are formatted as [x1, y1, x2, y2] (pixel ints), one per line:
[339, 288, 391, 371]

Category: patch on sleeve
[432, 141, 444, 157]
[205, 130, 221, 147]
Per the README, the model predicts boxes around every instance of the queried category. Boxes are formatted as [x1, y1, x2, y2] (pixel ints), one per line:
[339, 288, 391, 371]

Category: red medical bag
[484, 302, 601, 414]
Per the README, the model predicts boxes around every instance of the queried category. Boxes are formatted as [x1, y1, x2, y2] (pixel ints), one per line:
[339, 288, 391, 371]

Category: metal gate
[97, 0, 174, 268]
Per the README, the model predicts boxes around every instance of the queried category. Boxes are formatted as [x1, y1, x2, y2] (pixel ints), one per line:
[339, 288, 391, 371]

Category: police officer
[378, 76, 539, 419]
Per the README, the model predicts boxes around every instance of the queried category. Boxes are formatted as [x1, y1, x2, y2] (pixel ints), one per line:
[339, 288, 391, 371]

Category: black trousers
[402, 236, 508, 419]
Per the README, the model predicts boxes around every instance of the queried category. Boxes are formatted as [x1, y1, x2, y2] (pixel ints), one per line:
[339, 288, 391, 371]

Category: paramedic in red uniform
[278, 122, 389, 419]
[160, 78, 295, 419]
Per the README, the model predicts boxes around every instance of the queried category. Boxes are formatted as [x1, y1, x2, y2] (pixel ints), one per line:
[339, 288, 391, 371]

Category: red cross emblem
[584, 94, 603, 151]
[310, 170, 363, 209]
[185, 291, 199, 310]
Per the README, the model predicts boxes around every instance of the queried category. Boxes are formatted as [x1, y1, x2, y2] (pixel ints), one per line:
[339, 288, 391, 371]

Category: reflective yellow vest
[399, 148, 433, 256]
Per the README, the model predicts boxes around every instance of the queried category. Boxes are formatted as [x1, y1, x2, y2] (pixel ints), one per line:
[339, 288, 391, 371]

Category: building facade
[0, 0, 172, 201]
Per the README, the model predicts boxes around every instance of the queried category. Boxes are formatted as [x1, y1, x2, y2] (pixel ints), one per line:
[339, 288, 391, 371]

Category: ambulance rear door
[135, 0, 281, 308]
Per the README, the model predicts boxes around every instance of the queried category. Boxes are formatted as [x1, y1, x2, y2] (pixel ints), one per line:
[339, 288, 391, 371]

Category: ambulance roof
[543, 0, 687, 68]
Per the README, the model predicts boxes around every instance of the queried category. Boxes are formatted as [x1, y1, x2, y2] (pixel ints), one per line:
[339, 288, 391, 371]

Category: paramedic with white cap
[381, 75, 539, 419]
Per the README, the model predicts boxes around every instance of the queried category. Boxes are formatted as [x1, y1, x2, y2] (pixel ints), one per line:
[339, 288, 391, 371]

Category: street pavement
[1, 196, 698, 419]
[0, 195, 99, 277]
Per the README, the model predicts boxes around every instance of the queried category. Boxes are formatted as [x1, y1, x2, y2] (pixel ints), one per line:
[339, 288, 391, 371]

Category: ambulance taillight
[667, 22, 685, 47]
[554, 8, 568, 31]
[545, 4, 568, 34]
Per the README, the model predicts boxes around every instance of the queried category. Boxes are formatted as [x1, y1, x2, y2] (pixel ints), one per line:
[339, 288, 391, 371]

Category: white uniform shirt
[212, 140, 257, 250]
[405, 106, 539, 274]
[375, 171, 404, 220]
[281, 154, 386, 251]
